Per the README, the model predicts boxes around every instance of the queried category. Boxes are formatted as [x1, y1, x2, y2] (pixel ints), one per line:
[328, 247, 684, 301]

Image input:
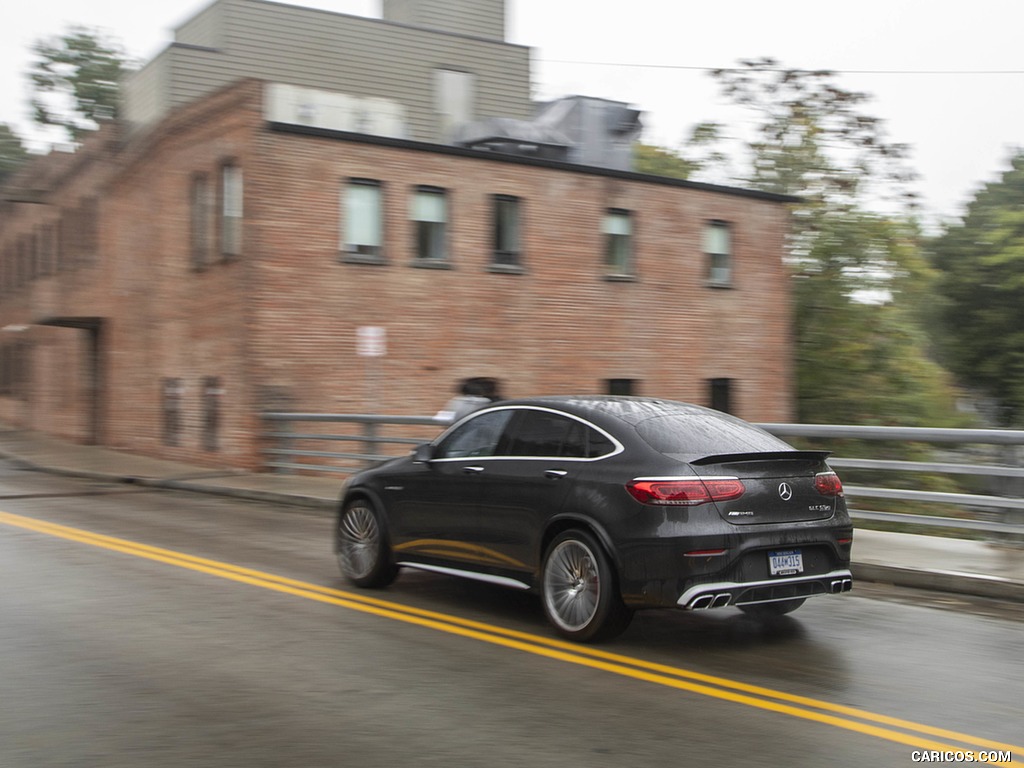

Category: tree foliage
[633, 142, 695, 179]
[633, 122, 729, 181]
[0, 124, 29, 183]
[703, 59, 960, 427]
[712, 58, 917, 206]
[28, 25, 130, 141]
[929, 151, 1024, 426]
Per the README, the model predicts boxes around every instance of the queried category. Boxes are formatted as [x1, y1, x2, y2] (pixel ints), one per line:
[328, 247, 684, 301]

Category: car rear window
[635, 413, 791, 458]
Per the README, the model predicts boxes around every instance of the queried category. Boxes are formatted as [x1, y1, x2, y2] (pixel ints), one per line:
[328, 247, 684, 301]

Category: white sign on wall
[356, 326, 387, 357]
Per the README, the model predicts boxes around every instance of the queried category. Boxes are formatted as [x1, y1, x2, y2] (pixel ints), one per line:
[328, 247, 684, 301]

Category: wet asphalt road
[1, 462, 1020, 767]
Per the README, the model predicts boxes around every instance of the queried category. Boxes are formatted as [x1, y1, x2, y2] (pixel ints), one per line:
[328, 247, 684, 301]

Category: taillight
[815, 471, 844, 497]
[626, 478, 745, 506]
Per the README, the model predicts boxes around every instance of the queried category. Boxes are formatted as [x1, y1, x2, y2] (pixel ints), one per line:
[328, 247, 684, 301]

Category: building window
[435, 69, 474, 140]
[220, 164, 243, 258]
[29, 233, 39, 280]
[343, 179, 383, 260]
[709, 378, 733, 414]
[0, 245, 9, 295]
[0, 342, 29, 398]
[604, 209, 633, 276]
[492, 195, 521, 267]
[78, 197, 98, 263]
[16, 237, 28, 287]
[58, 209, 75, 270]
[411, 186, 447, 263]
[40, 225, 56, 276]
[161, 378, 184, 447]
[202, 376, 223, 452]
[606, 378, 637, 396]
[705, 220, 732, 287]
[0, 345, 9, 395]
[190, 174, 210, 271]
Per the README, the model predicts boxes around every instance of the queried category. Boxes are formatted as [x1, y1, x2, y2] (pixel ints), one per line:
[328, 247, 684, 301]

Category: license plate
[769, 549, 803, 576]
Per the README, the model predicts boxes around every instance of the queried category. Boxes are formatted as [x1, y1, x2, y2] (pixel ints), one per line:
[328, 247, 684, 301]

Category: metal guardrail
[262, 413, 1024, 537]
[760, 423, 1024, 537]
[263, 413, 442, 474]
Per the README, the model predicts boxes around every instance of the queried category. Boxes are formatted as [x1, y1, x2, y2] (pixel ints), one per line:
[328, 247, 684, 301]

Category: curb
[852, 563, 1024, 603]
[139, 477, 336, 511]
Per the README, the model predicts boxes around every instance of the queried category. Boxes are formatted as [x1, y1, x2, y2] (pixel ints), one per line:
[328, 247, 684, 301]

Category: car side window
[500, 411, 611, 458]
[502, 411, 569, 457]
[435, 410, 513, 459]
[585, 427, 616, 458]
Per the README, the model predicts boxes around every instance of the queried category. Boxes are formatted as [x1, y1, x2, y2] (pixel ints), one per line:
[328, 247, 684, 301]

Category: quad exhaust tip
[690, 593, 733, 610]
[830, 578, 853, 594]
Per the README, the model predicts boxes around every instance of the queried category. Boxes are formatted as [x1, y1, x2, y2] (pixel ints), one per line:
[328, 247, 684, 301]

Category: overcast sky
[2, 0, 1022, 224]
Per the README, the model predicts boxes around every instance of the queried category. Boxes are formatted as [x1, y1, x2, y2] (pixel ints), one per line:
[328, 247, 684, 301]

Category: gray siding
[382, 0, 505, 40]
[122, 51, 170, 126]
[126, 0, 530, 142]
[175, 0, 226, 48]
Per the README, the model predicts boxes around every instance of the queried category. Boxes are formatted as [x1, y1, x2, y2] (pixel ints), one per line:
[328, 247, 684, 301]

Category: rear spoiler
[690, 450, 831, 466]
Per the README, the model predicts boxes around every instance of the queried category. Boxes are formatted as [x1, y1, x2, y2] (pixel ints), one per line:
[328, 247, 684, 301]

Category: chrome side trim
[676, 569, 853, 608]
[632, 475, 741, 482]
[397, 561, 531, 590]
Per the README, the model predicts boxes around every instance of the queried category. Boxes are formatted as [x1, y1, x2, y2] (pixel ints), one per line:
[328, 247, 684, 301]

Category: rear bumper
[677, 569, 853, 610]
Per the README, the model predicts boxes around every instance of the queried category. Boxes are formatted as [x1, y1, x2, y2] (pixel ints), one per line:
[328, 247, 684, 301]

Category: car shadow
[367, 569, 853, 690]
[380, 569, 808, 648]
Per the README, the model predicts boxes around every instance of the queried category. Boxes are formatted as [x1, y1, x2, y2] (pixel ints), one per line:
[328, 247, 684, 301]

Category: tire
[336, 498, 397, 588]
[738, 598, 805, 618]
[541, 529, 632, 643]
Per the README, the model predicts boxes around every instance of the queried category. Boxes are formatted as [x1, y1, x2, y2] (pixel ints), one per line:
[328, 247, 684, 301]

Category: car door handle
[545, 469, 568, 479]
[462, 466, 485, 474]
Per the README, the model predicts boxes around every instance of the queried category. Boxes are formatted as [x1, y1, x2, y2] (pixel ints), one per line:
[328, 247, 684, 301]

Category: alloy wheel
[543, 538, 601, 632]
[338, 503, 380, 581]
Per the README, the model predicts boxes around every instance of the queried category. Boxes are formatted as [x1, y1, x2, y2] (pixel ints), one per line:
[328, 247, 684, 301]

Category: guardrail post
[1000, 444, 1024, 545]
[364, 419, 378, 468]
[275, 417, 293, 475]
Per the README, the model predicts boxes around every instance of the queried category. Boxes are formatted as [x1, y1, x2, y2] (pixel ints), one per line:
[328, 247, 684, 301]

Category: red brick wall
[245, 119, 794, 423]
[1, 79, 794, 471]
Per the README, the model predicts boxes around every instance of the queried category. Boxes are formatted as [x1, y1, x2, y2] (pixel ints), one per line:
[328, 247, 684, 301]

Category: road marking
[1, 509, 1019, 765]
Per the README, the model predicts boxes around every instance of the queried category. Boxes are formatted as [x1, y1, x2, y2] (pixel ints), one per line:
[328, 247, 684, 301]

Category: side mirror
[413, 443, 437, 463]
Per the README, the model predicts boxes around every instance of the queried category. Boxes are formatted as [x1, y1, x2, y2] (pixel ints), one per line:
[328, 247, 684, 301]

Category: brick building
[0, 1, 797, 471]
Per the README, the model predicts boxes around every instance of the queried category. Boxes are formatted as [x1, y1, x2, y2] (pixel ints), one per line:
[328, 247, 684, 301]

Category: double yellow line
[1, 509, 1019, 765]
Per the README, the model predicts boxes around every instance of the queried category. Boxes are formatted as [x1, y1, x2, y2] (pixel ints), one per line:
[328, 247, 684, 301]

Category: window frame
[491, 194, 523, 270]
[219, 162, 243, 260]
[342, 178, 386, 263]
[40, 224, 56, 277]
[606, 378, 638, 396]
[434, 68, 474, 140]
[190, 173, 211, 271]
[201, 376, 223, 452]
[709, 377, 734, 414]
[603, 208, 634, 278]
[704, 220, 733, 288]
[410, 185, 449, 265]
[161, 377, 185, 447]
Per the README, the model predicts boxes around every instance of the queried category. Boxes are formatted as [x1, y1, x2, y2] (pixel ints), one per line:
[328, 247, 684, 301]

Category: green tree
[0, 123, 29, 182]
[633, 122, 728, 180]
[28, 25, 131, 142]
[633, 142, 695, 179]
[705, 59, 960, 427]
[930, 151, 1024, 426]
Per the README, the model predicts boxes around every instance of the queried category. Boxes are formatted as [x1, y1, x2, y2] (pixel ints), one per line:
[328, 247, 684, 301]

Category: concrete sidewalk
[1, 426, 1021, 603]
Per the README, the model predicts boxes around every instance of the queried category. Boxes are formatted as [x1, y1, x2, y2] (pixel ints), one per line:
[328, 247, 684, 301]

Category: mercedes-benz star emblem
[778, 482, 793, 501]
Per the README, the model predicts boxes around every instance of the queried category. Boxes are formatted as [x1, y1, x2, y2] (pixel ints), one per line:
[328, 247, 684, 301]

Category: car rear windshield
[634, 413, 792, 458]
